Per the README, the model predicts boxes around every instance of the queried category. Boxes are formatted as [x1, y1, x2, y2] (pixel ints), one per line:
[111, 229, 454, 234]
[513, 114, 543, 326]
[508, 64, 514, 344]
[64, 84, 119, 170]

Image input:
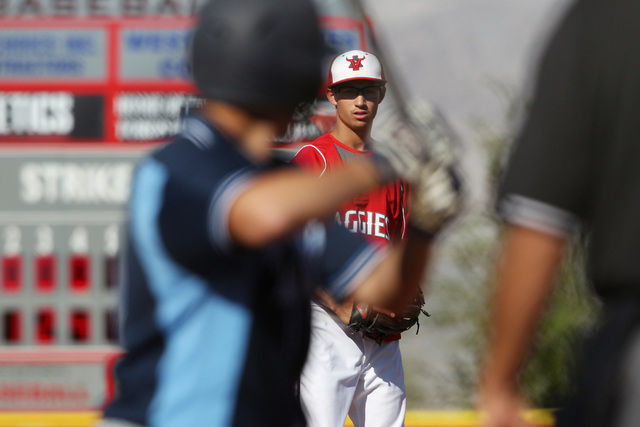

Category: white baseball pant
[300, 302, 406, 427]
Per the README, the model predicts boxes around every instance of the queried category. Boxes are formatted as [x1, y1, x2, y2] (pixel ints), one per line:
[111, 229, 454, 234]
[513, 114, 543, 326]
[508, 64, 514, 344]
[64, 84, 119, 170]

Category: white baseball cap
[328, 50, 386, 87]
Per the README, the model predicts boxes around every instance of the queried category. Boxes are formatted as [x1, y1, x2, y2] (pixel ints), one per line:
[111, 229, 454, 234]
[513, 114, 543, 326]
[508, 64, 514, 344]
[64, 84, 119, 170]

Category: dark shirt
[498, 0, 640, 296]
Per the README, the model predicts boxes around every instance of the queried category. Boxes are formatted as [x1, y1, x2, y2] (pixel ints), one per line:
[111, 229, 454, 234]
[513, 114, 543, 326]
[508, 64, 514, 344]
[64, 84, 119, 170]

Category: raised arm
[228, 157, 382, 248]
[480, 225, 567, 427]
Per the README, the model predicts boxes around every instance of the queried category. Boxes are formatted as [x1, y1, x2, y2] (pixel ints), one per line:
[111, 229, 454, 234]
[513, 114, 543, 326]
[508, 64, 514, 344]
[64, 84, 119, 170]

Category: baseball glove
[348, 288, 430, 344]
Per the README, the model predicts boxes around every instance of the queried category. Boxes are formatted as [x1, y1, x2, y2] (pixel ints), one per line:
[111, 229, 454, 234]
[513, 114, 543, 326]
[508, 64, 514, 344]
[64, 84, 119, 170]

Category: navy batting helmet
[190, 0, 325, 118]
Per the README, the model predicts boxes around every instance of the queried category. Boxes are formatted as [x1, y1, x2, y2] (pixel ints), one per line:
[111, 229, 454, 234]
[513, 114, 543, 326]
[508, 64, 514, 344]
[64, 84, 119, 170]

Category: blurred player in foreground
[479, 1, 640, 426]
[292, 50, 416, 427]
[94, 0, 462, 426]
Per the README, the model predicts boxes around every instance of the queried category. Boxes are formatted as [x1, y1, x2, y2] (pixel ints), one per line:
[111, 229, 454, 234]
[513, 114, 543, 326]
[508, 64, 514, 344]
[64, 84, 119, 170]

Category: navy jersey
[104, 116, 383, 427]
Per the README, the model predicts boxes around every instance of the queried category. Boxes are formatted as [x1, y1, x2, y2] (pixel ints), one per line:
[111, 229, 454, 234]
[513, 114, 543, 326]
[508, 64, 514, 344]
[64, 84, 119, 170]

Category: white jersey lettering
[344, 210, 358, 233]
[339, 210, 389, 241]
[374, 213, 389, 239]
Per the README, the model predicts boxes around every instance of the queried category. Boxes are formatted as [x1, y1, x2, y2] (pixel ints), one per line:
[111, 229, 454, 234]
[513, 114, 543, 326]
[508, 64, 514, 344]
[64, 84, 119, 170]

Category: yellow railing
[0, 412, 100, 427]
[0, 409, 556, 427]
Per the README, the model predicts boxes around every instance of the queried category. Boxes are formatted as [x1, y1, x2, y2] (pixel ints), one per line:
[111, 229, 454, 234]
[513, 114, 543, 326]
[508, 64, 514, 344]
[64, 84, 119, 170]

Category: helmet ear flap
[190, 0, 324, 117]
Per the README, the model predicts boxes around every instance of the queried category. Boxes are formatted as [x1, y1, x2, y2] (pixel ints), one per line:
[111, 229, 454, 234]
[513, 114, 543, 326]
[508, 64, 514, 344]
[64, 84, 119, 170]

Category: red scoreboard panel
[0, 17, 201, 144]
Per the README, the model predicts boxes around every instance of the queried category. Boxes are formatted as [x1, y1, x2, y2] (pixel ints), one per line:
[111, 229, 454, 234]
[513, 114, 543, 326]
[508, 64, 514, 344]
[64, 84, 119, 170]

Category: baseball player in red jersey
[291, 50, 410, 427]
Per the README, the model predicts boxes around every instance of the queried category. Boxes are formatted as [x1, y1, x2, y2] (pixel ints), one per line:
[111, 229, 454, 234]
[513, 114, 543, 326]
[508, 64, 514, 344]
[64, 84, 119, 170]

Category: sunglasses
[335, 85, 383, 101]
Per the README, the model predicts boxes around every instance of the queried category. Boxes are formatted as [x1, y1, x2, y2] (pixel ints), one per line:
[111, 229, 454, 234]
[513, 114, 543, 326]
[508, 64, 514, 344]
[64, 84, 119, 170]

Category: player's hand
[372, 100, 464, 236]
[409, 161, 463, 237]
[371, 100, 458, 183]
[479, 384, 532, 427]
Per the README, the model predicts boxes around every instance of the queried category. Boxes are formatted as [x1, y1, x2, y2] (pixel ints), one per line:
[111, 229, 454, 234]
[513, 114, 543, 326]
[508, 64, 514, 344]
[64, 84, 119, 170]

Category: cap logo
[346, 55, 365, 71]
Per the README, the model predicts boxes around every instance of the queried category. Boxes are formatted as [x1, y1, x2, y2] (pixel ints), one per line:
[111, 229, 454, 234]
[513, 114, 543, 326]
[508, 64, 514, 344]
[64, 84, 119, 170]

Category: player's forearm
[481, 225, 566, 393]
[307, 157, 384, 212]
[392, 231, 432, 309]
[352, 232, 432, 310]
[229, 158, 383, 247]
[401, 230, 432, 286]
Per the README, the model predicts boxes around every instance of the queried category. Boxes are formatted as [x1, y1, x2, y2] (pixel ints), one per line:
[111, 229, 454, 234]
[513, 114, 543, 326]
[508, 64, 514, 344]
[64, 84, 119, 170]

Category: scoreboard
[0, 0, 370, 415]
[0, 3, 205, 413]
[0, 18, 201, 143]
[0, 148, 142, 347]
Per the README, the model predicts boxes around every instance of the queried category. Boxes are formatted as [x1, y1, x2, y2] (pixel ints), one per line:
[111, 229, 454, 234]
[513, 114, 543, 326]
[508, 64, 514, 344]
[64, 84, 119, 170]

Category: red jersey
[291, 133, 409, 245]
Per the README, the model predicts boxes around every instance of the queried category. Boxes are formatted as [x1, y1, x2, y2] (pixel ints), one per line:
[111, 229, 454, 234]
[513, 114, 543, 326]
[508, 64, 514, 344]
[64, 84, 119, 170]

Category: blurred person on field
[479, 1, 640, 426]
